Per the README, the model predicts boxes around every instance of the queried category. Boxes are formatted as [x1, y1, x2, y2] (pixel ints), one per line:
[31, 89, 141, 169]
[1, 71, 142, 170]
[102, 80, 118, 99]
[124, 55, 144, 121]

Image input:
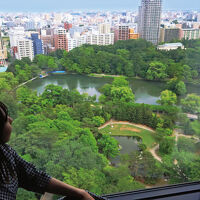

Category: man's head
[0, 102, 13, 144]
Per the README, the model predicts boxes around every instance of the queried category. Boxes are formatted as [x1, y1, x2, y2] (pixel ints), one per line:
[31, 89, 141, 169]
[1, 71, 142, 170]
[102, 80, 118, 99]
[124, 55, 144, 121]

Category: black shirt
[0, 144, 51, 200]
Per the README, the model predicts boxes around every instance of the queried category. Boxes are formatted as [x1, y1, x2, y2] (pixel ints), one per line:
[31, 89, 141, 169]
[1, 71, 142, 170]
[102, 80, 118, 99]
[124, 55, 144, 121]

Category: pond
[111, 136, 141, 165]
[27, 74, 168, 105]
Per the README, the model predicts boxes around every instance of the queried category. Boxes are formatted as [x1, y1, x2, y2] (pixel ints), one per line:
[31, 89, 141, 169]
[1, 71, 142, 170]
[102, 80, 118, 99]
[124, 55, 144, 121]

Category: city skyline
[0, 0, 200, 12]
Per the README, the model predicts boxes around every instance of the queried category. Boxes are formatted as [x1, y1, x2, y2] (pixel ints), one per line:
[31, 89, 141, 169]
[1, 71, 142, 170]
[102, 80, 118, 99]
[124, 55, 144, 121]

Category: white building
[98, 24, 111, 34]
[86, 33, 114, 45]
[68, 38, 77, 51]
[9, 27, 25, 47]
[77, 35, 87, 47]
[54, 28, 67, 35]
[157, 43, 184, 51]
[15, 38, 34, 61]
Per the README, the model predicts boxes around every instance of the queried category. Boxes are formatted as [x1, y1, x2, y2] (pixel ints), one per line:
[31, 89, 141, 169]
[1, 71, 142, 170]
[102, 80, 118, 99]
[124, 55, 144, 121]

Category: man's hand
[46, 178, 95, 200]
[79, 189, 95, 200]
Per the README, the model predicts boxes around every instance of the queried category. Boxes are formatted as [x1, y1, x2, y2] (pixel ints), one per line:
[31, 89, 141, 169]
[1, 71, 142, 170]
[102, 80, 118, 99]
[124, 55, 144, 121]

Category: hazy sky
[0, 0, 199, 12]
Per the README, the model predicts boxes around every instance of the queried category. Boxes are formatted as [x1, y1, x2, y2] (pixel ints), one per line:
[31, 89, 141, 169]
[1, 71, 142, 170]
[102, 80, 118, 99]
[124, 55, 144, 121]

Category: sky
[0, 0, 199, 12]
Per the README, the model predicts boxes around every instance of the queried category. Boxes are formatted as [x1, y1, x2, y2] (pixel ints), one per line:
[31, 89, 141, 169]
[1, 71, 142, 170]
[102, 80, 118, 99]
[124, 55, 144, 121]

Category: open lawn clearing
[99, 124, 156, 148]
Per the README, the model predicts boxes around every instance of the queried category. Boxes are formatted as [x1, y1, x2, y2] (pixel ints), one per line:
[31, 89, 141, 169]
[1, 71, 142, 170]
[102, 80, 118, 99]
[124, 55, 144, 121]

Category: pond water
[111, 136, 141, 164]
[27, 74, 168, 105]
[0, 66, 8, 72]
[27, 74, 200, 104]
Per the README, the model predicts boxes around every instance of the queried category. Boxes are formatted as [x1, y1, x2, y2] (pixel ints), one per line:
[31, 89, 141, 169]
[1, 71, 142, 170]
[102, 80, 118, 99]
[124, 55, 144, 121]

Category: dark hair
[0, 101, 8, 134]
[0, 102, 15, 183]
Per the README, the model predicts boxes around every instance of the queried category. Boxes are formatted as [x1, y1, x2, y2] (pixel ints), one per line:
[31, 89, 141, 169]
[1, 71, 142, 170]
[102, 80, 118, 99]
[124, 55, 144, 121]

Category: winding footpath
[149, 144, 162, 162]
[174, 130, 200, 143]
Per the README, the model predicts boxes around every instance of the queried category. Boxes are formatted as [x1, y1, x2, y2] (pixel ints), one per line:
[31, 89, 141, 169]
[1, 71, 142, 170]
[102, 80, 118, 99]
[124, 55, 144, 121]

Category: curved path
[98, 119, 155, 133]
[174, 130, 200, 143]
[149, 144, 162, 163]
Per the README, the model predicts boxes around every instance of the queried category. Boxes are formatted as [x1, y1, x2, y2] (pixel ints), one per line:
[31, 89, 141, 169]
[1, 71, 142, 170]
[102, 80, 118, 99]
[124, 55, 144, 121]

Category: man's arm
[46, 177, 94, 200]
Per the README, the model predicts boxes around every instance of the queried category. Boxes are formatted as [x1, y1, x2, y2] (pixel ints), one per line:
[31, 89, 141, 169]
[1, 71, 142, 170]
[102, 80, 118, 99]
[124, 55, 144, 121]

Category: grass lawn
[99, 124, 156, 148]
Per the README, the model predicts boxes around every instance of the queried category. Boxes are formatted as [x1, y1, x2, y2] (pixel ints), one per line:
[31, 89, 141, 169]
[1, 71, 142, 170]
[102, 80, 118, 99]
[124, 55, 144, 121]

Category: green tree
[103, 165, 145, 194]
[177, 137, 196, 153]
[146, 62, 168, 80]
[157, 90, 177, 106]
[48, 57, 58, 70]
[166, 78, 187, 96]
[92, 116, 105, 127]
[97, 134, 119, 158]
[191, 120, 200, 136]
[63, 168, 106, 195]
[127, 151, 164, 184]
[112, 77, 129, 87]
[181, 94, 200, 114]
[159, 136, 175, 154]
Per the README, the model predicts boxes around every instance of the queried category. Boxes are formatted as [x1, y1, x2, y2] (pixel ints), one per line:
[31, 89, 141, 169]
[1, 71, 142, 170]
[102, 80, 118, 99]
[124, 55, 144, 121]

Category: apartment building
[54, 28, 68, 51]
[98, 24, 111, 34]
[114, 25, 129, 41]
[181, 29, 200, 40]
[86, 33, 114, 45]
[15, 38, 34, 61]
[159, 27, 181, 43]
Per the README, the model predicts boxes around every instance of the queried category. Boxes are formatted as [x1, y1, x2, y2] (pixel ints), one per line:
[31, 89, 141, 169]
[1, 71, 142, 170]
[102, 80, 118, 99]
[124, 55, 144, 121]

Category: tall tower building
[138, 0, 162, 45]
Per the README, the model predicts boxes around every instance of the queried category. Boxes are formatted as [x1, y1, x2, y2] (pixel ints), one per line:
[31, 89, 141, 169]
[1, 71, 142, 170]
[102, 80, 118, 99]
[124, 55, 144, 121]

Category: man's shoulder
[0, 143, 17, 156]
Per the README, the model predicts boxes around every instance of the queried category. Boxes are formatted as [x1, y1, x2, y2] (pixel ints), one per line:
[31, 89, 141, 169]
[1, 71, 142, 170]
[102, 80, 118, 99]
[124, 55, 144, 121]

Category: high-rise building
[9, 27, 25, 47]
[159, 27, 181, 43]
[98, 24, 111, 34]
[138, 0, 162, 45]
[53, 28, 68, 51]
[15, 38, 34, 61]
[9, 27, 25, 56]
[31, 33, 44, 55]
[114, 25, 129, 41]
[41, 35, 54, 54]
